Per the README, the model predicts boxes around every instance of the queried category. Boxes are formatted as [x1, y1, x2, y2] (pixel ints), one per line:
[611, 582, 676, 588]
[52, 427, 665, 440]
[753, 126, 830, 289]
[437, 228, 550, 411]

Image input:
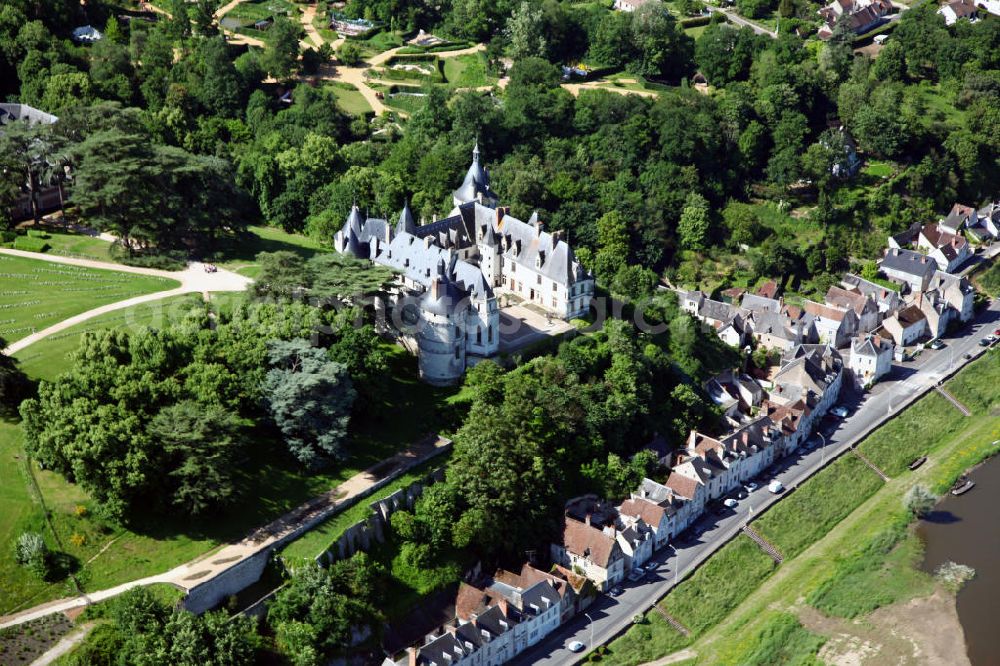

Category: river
[919, 455, 1000, 666]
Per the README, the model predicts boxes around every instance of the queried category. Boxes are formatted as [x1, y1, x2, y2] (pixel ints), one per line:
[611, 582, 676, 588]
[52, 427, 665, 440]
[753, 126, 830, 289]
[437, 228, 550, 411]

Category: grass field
[443, 53, 490, 88]
[0, 254, 180, 344]
[602, 350, 1000, 664]
[12, 294, 209, 382]
[328, 82, 373, 115]
[974, 260, 1000, 297]
[213, 225, 329, 277]
[11, 228, 116, 262]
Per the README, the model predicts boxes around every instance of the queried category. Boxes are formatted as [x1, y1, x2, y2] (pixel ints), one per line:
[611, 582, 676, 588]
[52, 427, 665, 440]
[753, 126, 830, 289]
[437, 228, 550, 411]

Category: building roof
[619, 497, 667, 527]
[741, 293, 782, 313]
[0, 103, 58, 127]
[825, 285, 870, 314]
[942, 202, 976, 229]
[890, 222, 921, 248]
[559, 518, 621, 568]
[880, 248, 936, 279]
[396, 201, 418, 235]
[894, 303, 927, 327]
[803, 300, 848, 322]
[664, 470, 701, 500]
[495, 208, 588, 286]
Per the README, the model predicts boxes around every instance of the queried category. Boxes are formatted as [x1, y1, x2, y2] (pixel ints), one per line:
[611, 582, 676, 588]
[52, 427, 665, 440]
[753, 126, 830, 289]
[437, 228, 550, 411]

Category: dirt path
[561, 81, 659, 98]
[638, 648, 697, 666]
[300, 4, 324, 48]
[29, 622, 95, 666]
[0, 249, 251, 355]
[0, 437, 452, 631]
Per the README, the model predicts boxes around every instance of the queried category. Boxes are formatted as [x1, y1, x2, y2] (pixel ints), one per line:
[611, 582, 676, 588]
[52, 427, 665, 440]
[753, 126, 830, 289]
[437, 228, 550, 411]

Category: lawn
[10, 227, 116, 262]
[974, 261, 1000, 297]
[753, 455, 885, 559]
[327, 82, 373, 116]
[12, 294, 208, 382]
[0, 254, 180, 343]
[600, 536, 776, 664]
[211, 224, 329, 277]
[729, 612, 827, 666]
[442, 53, 491, 88]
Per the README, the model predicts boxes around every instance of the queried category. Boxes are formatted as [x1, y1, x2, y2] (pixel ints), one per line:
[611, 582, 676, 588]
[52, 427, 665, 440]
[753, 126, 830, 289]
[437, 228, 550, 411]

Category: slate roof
[890, 222, 921, 248]
[741, 293, 782, 313]
[803, 300, 847, 322]
[376, 232, 493, 300]
[698, 298, 739, 323]
[495, 209, 588, 286]
[880, 248, 936, 279]
[941, 202, 976, 230]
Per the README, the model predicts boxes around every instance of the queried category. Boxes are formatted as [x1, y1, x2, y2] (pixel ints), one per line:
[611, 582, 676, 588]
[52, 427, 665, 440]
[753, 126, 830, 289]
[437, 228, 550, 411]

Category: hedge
[13, 236, 50, 253]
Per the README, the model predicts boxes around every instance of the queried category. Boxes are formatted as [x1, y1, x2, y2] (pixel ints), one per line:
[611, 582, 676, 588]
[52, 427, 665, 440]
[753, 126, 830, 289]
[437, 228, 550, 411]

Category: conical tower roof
[396, 200, 417, 235]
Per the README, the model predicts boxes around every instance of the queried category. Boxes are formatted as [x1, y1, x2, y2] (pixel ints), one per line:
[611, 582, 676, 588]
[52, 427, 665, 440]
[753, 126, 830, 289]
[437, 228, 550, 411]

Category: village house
[939, 202, 977, 234]
[879, 248, 937, 293]
[939, 0, 979, 25]
[917, 223, 972, 273]
[849, 332, 894, 388]
[550, 517, 626, 592]
[840, 274, 903, 316]
[825, 285, 881, 332]
[613, 0, 653, 10]
[802, 300, 859, 349]
[971, 201, 1000, 240]
[817, 0, 893, 38]
[881, 304, 928, 347]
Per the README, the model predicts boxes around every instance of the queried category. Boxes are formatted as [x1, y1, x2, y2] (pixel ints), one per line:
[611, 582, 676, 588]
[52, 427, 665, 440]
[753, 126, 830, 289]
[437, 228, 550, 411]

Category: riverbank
[920, 453, 1000, 666]
[600, 350, 999, 665]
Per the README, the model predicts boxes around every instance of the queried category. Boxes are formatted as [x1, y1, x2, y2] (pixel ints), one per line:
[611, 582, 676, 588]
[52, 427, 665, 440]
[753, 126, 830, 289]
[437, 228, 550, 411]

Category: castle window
[477, 326, 482, 344]
[454, 346, 460, 359]
[537, 275, 542, 285]
[552, 297, 557, 308]
[487, 325, 493, 343]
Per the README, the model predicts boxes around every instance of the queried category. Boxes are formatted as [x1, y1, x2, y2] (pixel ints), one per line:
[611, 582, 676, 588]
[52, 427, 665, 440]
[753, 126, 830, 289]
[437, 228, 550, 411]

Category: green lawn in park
[328, 82, 373, 116]
[442, 53, 490, 88]
[213, 225, 329, 278]
[0, 254, 179, 344]
[12, 294, 210, 382]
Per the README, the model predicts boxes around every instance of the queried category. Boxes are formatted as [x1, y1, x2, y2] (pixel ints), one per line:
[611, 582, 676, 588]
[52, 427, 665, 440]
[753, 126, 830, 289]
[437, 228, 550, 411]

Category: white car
[567, 640, 586, 653]
[768, 480, 784, 493]
[723, 498, 738, 508]
[745, 481, 758, 492]
[831, 405, 849, 418]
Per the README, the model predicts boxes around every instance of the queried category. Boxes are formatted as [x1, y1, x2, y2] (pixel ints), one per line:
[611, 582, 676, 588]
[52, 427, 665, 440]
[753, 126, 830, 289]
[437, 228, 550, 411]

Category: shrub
[0, 230, 16, 243]
[13, 236, 50, 253]
[73, 504, 88, 518]
[70, 533, 86, 547]
[935, 561, 975, 592]
[903, 484, 937, 517]
[15, 532, 50, 579]
[26, 229, 50, 239]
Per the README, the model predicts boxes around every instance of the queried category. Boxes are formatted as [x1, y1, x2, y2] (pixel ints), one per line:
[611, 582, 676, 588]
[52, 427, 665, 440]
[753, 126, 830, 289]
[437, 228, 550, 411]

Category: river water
[918, 455, 1000, 666]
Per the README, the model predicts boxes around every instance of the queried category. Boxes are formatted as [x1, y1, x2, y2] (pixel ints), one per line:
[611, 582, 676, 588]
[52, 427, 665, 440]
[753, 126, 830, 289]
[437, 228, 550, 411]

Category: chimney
[425, 236, 432, 249]
[408, 646, 418, 666]
[431, 277, 441, 299]
[584, 513, 591, 526]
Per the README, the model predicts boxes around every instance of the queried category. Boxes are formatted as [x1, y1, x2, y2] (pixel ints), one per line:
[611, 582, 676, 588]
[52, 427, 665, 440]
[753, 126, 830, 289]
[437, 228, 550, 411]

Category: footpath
[0, 436, 451, 630]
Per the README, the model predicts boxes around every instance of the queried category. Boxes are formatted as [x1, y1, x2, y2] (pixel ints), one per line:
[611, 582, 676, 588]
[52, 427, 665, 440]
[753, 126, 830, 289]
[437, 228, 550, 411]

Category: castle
[334, 145, 595, 385]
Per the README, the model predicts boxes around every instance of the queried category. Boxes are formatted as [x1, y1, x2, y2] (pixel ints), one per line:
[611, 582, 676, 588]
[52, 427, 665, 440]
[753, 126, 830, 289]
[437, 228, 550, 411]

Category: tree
[630, 2, 694, 81]
[0, 338, 29, 411]
[903, 484, 937, 517]
[722, 201, 765, 248]
[261, 17, 303, 80]
[589, 11, 635, 69]
[337, 41, 363, 67]
[263, 339, 356, 469]
[594, 210, 630, 281]
[678, 191, 711, 251]
[506, 1, 547, 61]
[253, 251, 310, 300]
[861, 260, 880, 281]
[148, 401, 242, 516]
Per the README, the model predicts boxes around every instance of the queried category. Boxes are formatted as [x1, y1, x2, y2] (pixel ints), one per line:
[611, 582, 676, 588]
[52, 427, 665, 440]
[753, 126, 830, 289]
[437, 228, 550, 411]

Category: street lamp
[818, 432, 827, 464]
[584, 612, 594, 650]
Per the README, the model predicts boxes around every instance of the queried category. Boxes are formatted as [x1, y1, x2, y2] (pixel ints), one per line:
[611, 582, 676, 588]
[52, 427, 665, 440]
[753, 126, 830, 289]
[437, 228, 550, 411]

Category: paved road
[0, 249, 251, 355]
[516, 298, 1000, 666]
[707, 7, 777, 38]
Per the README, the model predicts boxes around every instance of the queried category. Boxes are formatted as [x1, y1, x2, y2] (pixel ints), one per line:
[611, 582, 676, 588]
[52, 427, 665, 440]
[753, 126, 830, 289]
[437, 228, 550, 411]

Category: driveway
[516, 297, 1000, 665]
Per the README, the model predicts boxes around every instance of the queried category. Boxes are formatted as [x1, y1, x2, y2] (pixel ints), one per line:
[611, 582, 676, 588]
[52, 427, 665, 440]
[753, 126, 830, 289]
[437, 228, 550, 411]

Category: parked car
[768, 480, 785, 494]
[645, 562, 659, 573]
[628, 568, 644, 582]
[609, 586, 624, 597]
[929, 339, 945, 350]
[745, 481, 758, 492]
[567, 641, 586, 653]
[994, 328, 1000, 336]
[723, 498, 738, 508]
[831, 405, 849, 418]
[979, 337, 992, 347]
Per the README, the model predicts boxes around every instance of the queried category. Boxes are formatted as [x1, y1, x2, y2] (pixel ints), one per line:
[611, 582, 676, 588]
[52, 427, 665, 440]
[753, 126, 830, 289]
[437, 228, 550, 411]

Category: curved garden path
[0, 249, 251, 356]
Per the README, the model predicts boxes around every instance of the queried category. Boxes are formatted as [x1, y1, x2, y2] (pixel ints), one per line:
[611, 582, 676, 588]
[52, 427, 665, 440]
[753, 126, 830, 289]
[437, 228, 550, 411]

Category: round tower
[418, 259, 467, 386]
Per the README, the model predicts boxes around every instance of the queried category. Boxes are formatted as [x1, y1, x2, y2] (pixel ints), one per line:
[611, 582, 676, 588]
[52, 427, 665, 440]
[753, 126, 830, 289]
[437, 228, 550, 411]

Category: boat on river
[951, 476, 976, 496]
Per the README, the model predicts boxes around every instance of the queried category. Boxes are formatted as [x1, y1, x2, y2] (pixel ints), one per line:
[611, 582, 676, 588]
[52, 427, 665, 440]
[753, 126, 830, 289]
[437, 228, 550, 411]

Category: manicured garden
[328, 82, 373, 116]
[0, 254, 179, 344]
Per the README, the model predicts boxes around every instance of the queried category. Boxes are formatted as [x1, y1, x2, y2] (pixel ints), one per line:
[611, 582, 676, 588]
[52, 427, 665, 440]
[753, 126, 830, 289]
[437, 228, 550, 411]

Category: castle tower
[417, 259, 467, 386]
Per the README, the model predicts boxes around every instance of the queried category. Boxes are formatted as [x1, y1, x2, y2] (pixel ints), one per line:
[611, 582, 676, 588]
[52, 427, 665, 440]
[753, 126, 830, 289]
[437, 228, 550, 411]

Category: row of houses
[549, 344, 844, 592]
[393, 564, 595, 666]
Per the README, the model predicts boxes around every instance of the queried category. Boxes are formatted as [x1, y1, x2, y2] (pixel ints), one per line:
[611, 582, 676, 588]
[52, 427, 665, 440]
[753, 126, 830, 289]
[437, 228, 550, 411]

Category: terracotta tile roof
[803, 300, 847, 322]
[618, 498, 667, 528]
[825, 285, 869, 314]
[756, 280, 780, 299]
[560, 518, 620, 568]
[665, 471, 701, 500]
[455, 582, 501, 622]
